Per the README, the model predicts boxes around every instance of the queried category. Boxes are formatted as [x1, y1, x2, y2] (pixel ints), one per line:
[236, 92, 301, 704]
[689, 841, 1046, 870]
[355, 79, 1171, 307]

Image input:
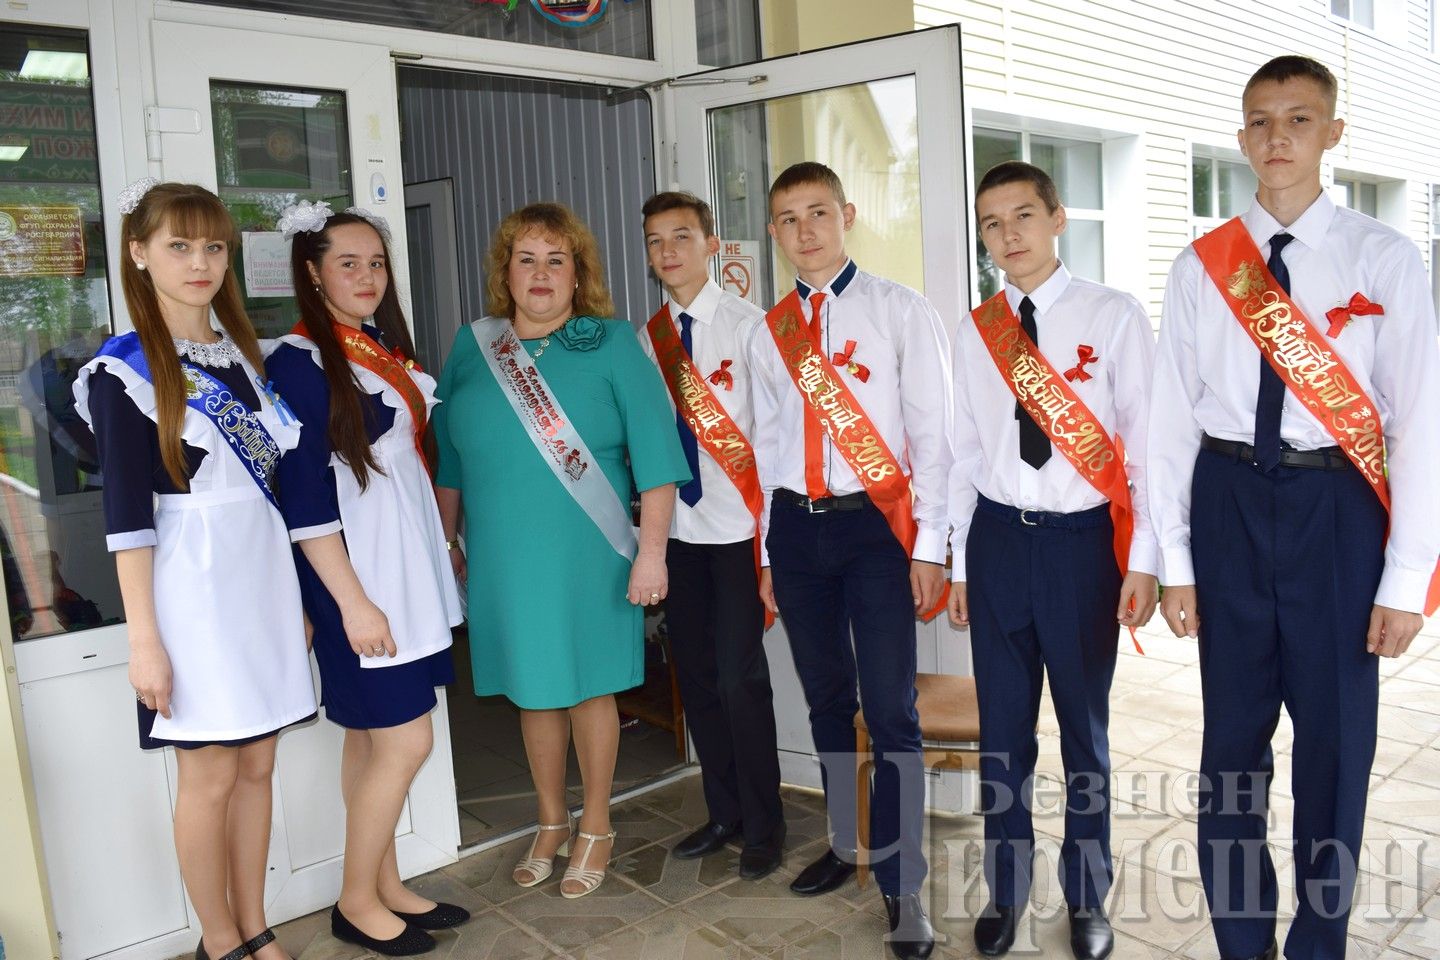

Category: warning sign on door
[718, 241, 762, 306]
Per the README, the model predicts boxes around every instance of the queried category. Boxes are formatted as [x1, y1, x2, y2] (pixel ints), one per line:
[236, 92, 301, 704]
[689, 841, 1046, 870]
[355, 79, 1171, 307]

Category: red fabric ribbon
[1064, 344, 1098, 383]
[1326, 292, 1384, 338]
[832, 340, 870, 382]
[707, 359, 734, 391]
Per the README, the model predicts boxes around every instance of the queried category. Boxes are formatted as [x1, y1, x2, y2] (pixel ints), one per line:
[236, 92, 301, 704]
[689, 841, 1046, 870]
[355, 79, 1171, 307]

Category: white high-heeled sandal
[560, 829, 616, 899]
[512, 818, 573, 887]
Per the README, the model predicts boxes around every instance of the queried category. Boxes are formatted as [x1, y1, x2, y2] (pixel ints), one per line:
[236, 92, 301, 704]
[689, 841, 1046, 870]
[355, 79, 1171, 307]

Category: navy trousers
[665, 537, 784, 846]
[767, 492, 927, 895]
[1191, 448, 1385, 960]
[967, 496, 1121, 909]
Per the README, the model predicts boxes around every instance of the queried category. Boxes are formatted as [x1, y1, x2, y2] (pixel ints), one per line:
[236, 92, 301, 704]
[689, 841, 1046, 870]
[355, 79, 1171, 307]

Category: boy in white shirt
[637, 191, 785, 880]
[748, 160, 952, 960]
[949, 160, 1158, 960]
[1149, 55, 1440, 960]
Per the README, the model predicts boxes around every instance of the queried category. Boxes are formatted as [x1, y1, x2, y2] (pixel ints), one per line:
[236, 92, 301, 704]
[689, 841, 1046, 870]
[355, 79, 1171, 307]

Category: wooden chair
[854, 672, 982, 888]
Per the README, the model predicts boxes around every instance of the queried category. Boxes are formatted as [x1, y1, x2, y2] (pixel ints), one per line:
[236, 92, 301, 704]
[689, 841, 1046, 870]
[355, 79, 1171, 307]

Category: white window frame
[1189, 144, 1257, 239]
[1329, 169, 1408, 227]
[966, 112, 1142, 302]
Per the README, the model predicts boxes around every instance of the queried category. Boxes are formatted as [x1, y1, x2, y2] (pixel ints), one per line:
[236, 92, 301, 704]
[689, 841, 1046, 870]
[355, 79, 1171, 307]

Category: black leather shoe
[671, 821, 740, 860]
[1067, 905, 1113, 959]
[882, 892, 935, 960]
[392, 901, 472, 930]
[1230, 943, 1278, 960]
[331, 906, 436, 956]
[788, 847, 857, 895]
[973, 902, 1021, 956]
[738, 827, 785, 880]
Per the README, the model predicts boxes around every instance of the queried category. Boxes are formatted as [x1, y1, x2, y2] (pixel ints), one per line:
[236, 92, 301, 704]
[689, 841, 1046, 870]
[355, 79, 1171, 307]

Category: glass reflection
[0, 24, 121, 640]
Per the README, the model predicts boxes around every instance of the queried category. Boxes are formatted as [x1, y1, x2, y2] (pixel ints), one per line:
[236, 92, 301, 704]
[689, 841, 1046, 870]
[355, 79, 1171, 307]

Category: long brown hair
[120, 183, 261, 489]
[290, 212, 420, 491]
[484, 203, 615, 319]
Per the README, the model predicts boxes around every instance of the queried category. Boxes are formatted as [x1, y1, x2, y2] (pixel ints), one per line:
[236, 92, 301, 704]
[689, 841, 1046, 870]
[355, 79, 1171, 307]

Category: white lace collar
[174, 331, 244, 368]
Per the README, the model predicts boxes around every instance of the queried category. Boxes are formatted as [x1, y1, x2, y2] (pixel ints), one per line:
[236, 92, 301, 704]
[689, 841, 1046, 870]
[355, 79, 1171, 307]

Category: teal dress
[434, 316, 690, 709]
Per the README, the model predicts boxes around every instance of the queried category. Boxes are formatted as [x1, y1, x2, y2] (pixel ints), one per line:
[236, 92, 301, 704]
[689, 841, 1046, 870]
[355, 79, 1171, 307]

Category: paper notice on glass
[242, 231, 294, 297]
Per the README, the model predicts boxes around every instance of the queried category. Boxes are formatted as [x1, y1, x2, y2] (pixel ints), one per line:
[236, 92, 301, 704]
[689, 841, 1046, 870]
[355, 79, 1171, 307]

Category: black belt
[1201, 434, 1352, 471]
[976, 494, 1110, 530]
[773, 488, 870, 513]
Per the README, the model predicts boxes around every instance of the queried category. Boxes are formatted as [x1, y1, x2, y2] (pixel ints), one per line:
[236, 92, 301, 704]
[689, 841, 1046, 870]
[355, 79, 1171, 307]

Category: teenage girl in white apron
[76, 180, 315, 960]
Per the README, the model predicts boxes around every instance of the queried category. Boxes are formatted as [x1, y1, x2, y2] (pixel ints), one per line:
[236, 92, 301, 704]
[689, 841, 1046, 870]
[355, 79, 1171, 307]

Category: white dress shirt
[747, 259, 955, 565]
[1149, 192, 1440, 611]
[947, 263, 1159, 581]
[640, 278, 765, 545]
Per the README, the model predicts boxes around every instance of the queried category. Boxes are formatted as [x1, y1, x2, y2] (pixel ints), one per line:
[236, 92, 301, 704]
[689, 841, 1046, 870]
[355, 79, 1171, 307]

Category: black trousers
[666, 536, 784, 845]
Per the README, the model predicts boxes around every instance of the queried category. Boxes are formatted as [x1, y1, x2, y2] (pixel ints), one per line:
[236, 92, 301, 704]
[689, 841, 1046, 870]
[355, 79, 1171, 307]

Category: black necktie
[1253, 233, 1294, 472]
[1016, 296, 1052, 469]
[675, 312, 703, 506]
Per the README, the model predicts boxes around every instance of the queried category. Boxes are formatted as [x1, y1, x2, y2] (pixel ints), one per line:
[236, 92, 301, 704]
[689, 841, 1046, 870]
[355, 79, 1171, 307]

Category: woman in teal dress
[433, 203, 688, 900]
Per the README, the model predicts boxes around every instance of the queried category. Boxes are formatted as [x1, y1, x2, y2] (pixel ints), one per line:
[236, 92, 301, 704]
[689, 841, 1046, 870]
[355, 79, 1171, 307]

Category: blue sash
[97, 334, 282, 508]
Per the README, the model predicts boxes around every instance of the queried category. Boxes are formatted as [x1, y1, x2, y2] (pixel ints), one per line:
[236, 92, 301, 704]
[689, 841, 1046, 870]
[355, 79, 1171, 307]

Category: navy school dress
[80, 341, 318, 750]
[267, 327, 456, 730]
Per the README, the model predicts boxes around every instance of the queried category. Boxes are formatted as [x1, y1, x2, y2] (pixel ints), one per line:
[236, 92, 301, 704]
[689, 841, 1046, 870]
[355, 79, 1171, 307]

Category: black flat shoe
[392, 902, 472, 930]
[974, 902, 1021, 957]
[195, 939, 249, 960]
[788, 847, 857, 896]
[1230, 942, 1278, 960]
[241, 929, 275, 956]
[1067, 905, 1113, 959]
[330, 905, 436, 956]
[882, 892, 935, 960]
[738, 828, 785, 880]
[671, 821, 740, 860]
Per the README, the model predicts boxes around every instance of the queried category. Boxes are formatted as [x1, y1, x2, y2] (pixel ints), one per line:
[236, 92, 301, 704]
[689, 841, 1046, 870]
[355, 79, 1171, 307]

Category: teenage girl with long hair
[75, 180, 316, 960]
[265, 203, 466, 956]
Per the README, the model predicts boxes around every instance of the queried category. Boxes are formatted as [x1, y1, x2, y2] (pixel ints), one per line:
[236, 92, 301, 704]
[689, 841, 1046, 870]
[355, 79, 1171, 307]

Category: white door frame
[654, 26, 977, 808]
[659, 25, 969, 337]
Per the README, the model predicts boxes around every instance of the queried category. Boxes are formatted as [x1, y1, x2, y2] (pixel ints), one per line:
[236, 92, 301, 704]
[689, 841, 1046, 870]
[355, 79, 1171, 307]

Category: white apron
[276, 335, 461, 668]
[75, 347, 317, 742]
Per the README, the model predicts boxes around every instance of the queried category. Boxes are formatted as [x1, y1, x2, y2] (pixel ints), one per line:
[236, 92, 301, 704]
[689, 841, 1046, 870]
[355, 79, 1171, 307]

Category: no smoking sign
[718, 241, 762, 306]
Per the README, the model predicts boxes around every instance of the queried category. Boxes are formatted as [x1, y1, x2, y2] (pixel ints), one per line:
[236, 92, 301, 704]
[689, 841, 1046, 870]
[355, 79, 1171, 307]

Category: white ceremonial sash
[472, 317, 637, 560]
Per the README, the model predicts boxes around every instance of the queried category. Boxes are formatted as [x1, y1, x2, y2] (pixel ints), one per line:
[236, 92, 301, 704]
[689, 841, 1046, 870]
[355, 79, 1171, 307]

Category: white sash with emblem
[472, 317, 637, 561]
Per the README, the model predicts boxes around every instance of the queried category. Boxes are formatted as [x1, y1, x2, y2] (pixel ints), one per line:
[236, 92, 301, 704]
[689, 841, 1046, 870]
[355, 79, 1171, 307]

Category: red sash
[647, 305, 772, 628]
[1193, 217, 1440, 615]
[292, 321, 430, 469]
[971, 292, 1142, 650]
[765, 290, 947, 619]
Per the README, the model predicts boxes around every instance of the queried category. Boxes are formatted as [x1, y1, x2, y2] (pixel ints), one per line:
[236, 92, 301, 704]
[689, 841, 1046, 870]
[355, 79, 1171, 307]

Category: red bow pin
[1325, 292, 1384, 338]
[1065, 344, 1098, 383]
[708, 359, 735, 391]
[832, 340, 870, 382]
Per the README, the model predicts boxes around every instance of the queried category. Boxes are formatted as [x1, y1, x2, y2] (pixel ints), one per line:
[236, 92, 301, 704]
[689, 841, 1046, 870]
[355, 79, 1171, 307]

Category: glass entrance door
[666, 26, 969, 336]
[145, 17, 457, 925]
[661, 25, 976, 810]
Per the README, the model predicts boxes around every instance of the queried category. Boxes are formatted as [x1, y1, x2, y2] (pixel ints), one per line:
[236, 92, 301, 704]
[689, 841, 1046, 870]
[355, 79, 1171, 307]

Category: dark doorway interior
[397, 66, 686, 848]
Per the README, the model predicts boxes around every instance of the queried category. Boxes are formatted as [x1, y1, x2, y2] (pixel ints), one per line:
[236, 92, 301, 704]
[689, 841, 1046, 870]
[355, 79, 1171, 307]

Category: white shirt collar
[1004, 260, 1072, 316]
[667, 278, 724, 325]
[1242, 190, 1336, 252]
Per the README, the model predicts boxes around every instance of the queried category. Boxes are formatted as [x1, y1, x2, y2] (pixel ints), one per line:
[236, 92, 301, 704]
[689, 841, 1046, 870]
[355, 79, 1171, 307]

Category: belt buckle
[804, 497, 823, 514]
[1019, 508, 1039, 527]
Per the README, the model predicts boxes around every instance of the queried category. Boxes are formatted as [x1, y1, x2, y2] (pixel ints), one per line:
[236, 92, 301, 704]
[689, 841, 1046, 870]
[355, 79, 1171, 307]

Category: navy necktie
[1016, 296, 1052, 469]
[1253, 232, 1294, 472]
[676, 311, 703, 507]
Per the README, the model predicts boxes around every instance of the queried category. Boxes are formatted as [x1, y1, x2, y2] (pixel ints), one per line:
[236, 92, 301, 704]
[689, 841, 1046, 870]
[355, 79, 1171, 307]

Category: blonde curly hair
[485, 202, 615, 319]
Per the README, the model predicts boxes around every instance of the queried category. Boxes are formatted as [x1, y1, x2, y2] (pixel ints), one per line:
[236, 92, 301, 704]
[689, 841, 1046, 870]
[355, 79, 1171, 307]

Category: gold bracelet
[445, 537, 462, 550]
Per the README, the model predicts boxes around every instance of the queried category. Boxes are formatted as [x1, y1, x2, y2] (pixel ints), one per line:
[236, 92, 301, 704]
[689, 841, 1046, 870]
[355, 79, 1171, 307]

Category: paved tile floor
[263, 615, 1440, 959]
